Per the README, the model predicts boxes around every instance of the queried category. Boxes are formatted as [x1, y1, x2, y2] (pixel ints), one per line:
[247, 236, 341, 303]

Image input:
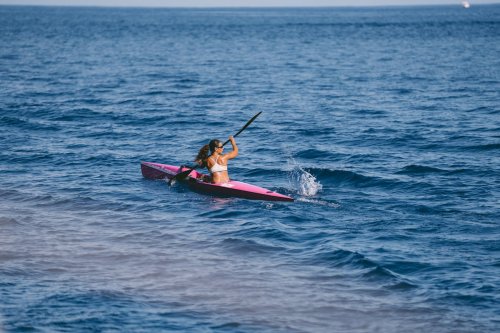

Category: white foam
[288, 162, 322, 197]
[297, 197, 340, 208]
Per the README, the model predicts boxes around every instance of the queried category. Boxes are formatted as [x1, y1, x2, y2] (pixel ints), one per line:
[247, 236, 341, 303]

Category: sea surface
[1, 4, 499, 332]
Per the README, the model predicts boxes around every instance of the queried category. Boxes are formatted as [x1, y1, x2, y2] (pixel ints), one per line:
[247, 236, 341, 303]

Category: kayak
[141, 161, 294, 202]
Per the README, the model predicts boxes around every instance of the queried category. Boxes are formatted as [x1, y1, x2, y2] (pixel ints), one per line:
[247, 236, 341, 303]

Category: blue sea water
[1, 4, 499, 332]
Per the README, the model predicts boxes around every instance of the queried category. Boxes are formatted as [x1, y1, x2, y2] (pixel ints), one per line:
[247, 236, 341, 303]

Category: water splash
[297, 197, 340, 208]
[288, 163, 323, 197]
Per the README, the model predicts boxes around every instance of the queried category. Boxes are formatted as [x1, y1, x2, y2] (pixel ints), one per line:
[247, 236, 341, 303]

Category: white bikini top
[208, 156, 228, 173]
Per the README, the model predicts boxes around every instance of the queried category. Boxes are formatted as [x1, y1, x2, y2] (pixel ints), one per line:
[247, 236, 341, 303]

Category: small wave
[296, 127, 336, 137]
[464, 143, 500, 152]
[52, 108, 104, 122]
[197, 209, 243, 220]
[211, 322, 241, 330]
[42, 289, 133, 308]
[466, 106, 490, 113]
[362, 265, 399, 280]
[0, 266, 37, 277]
[311, 249, 367, 269]
[286, 160, 408, 192]
[0, 189, 24, 201]
[327, 169, 372, 184]
[224, 226, 297, 243]
[1, 116, 28, 126]
[6, 152, 55, 164]
[176, 77, 200, 84]
[243, 168, 272, 178]
[116, 98, 140, 105]
[310, 248, 416, 287]
[295, 148, 333, 160]
[143, 90, 168, 96]
[394, 88, 413, 95]
[397, 164, 446, 175]
[221, 238, 285, 255]
[302, 168, 375, 186]
[388, 281, 418, 290]
[352, 108, 387, 116]
[0, 217, 20, 226]
[77, 98, 106, 106]
[296, 197, 340, 208]
[0, 54, 19, 60]
[1, 116, 61, 131]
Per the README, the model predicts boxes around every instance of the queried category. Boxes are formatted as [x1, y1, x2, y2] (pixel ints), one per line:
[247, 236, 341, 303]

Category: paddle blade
[168, 167, 194, 186]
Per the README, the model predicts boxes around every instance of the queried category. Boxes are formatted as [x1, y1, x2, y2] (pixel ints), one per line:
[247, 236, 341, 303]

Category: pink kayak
[141, 162, 294, 202]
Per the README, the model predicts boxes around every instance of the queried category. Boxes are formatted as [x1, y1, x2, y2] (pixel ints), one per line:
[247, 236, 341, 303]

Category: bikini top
[208, 156, 228, 173]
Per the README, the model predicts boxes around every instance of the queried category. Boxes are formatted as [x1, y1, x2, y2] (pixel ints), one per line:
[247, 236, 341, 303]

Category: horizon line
[1, 3, 499, 9]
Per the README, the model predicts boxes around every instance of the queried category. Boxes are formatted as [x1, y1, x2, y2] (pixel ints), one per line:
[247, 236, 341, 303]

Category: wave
[0, 186, 133, 214]
[1, 116, 29, 127]
[0, 267, 35, 277]
[197, 209, 245, 220]
[0, 217, 20, 226]
[295, 127, 337, 137]
[0, 116, 61, 132]
[222, 226, 298, 244]
[296, 197, 340, 208]
[60, 97, 105, 106]
[397, 164, 447, 175]
[284, 160, 424, 193]
[142, 90, 174, 96]
[352, 108, 387, 116]
[220, 237, 286, 255]
[401, 164, 495, 179]
[308, 248, 417, 289]
[0, 53, 19, 60]
[51, 108, 108, 122]
[294, 148, 335, 160]
[310, 249, 406, 281]
[0, 189, 24, 201]
[464, 143, 500, 152]
[3, 152, 55, 164]
[303, 167, 401, 189]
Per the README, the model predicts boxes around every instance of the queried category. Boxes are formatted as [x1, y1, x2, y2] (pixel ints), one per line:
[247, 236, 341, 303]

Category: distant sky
[0, 0, 498, 7]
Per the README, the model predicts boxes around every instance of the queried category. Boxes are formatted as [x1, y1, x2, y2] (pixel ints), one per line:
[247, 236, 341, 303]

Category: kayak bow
[141, 162, 294, 202]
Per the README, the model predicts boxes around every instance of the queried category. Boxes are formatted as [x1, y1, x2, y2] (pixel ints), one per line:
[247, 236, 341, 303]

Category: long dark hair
[209, 139, 221, 154]
[195, 139, 221, 168]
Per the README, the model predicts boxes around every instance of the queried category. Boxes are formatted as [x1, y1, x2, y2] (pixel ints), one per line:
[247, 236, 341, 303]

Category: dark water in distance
[1, 4, 499, 332]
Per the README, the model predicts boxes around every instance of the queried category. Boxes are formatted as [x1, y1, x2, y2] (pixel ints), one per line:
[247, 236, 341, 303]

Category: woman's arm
[224, 136, 238, 160]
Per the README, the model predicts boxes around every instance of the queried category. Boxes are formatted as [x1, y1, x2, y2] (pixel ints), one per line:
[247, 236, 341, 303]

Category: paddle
[168, 111, 262, 185]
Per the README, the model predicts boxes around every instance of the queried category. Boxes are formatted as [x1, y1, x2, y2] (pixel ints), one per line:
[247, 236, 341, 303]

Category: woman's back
[196, 136, 238, 184]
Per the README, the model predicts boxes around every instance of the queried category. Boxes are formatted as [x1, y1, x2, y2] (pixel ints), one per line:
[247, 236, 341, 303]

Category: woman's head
[195, 139, 223, 167]
[209, 139, 223, 154]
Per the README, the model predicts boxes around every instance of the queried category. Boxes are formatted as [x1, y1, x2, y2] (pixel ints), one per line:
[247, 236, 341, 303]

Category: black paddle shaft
[222, 111, 262, 147]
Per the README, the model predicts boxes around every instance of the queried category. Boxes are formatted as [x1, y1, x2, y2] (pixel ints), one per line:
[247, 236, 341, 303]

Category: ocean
[0, 4, 499, 332]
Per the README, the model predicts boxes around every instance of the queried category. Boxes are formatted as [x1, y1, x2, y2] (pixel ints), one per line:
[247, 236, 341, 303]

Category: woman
[195, 136, 238, 184]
